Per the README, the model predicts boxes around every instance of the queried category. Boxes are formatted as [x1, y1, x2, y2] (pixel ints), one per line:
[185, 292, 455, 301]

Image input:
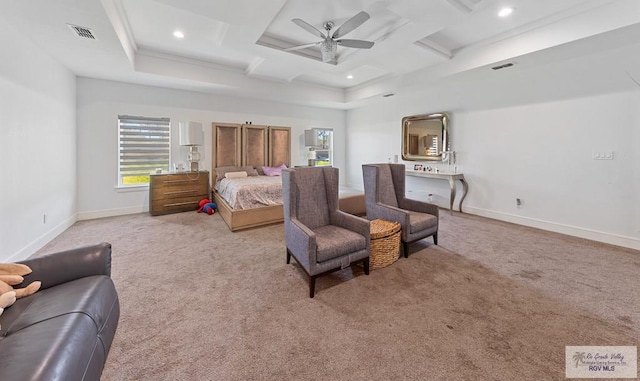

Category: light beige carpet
[36, 210, 639, 380]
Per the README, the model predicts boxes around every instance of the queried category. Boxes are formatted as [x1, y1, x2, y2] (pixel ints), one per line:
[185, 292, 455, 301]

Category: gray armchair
[283, 167, 370, 298]
[362, 163, 438, 258]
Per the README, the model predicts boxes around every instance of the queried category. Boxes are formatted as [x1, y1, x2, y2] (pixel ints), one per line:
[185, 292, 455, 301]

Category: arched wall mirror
[401, 112, 449, 161]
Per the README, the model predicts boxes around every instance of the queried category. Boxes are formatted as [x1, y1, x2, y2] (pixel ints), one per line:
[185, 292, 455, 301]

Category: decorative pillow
[262, 164, 287, 176]
[225, 171, 248, 179]
[215, 166, 258, 182]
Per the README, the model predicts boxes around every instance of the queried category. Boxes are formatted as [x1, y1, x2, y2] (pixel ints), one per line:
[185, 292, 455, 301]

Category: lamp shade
[179, 121, 204, 146]
[304, 129, 318, 147]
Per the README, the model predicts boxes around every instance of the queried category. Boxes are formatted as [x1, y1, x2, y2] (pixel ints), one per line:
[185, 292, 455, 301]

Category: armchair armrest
[399, 197, 439, 217]
[332, 211, 370, 242]
[369, 203, 410, 227]
[17, 242, 112, 290]
[286, 218, 317, 267]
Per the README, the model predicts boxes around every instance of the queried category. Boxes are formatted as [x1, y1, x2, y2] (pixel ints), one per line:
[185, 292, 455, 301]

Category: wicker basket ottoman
[369, 219, 401, 269]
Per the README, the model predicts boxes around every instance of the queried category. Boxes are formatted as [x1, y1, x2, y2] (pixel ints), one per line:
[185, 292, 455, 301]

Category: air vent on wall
[67, 24, 96, 40]
[492, 62, 514, 70]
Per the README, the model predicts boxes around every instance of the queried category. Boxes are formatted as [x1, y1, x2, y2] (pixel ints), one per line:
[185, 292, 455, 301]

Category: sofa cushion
[0, 275, 119, 381]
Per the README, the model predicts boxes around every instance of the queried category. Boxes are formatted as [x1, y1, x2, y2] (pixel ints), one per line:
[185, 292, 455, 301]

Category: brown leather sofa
[0, 242, 120, 381]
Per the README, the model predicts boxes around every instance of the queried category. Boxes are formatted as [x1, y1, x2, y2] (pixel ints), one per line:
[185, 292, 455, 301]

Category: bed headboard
[212, 123, 241, 167]
[212, 123, 291, 170]
[242, 125, 268, 168]
[268, 126, 291, 167]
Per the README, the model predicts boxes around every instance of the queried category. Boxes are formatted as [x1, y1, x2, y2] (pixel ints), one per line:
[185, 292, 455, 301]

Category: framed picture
[414, 164, 423, 171]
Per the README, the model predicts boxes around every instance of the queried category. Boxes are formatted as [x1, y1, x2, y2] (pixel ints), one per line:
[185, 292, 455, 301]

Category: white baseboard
[7, 215, 77, 262]
[77, 206, 146, 221]
[464, 206, 640, 251]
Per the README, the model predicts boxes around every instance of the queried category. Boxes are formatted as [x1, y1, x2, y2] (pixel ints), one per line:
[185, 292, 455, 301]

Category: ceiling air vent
[67, 24, 96, 40]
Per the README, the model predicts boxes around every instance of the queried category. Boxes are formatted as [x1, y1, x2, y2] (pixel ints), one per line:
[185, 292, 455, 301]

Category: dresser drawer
[151, 186, 204, 200]
[150, 196, 205, 215]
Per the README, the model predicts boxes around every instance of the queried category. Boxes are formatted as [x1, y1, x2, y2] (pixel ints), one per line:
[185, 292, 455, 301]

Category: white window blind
[118, 115, 170, 186]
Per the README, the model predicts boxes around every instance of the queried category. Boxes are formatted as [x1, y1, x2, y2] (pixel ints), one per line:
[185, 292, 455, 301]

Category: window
[118, 115, 170, 186]
[305, 128, 333, 166]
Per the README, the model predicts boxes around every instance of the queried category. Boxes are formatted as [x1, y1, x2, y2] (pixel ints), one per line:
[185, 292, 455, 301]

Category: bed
[211, 123, 291, 231]
[211, 122, 365, 231]
[212, 166, 285, 231]
[213, 165, 366, 231]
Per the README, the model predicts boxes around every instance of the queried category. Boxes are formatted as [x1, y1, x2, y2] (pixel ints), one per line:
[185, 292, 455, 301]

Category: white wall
[76, 78, 346, 219]
[0, 22, 77, 261]
[346, 50, 640, 250]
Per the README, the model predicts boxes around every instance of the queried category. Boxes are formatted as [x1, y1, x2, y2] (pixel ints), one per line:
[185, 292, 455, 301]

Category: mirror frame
[401, 112, 449, 162]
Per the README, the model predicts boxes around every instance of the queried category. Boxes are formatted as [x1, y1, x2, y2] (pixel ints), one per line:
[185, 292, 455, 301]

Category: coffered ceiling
[2, 0, 640, 108]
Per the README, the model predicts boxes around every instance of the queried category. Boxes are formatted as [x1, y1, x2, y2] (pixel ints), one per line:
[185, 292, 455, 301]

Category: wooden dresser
[149, 171, 210, 216]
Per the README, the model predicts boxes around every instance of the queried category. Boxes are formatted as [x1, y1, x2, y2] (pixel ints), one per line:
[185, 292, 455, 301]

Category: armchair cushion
[314, 225, 367, 262]
[408, 211, 438, 234]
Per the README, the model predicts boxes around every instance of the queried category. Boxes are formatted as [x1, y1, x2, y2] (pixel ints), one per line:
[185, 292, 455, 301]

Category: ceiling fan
[284, 11, 374, 63]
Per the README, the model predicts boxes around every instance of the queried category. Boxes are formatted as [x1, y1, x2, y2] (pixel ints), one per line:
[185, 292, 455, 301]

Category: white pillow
[225, 171, 248, 179]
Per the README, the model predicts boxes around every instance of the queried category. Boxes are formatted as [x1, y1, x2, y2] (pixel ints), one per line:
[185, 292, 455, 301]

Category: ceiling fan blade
[292, 18, 326, 39]
[336, 39, 374, 49]
[331, 11, 370, 39]
[283, 42, 321, 52]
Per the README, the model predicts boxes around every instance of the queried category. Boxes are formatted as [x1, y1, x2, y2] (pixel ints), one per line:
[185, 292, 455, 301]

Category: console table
[405, 170, 469, 215]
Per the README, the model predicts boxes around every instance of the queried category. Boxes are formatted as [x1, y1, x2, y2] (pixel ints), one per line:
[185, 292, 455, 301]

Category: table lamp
[179, 121, 204, 172]
[306, 149, 317, 166]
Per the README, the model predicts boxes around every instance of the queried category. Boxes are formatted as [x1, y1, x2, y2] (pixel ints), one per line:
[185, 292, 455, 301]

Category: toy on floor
[197, 198, 217, 215]
[0, 263, 41, 330]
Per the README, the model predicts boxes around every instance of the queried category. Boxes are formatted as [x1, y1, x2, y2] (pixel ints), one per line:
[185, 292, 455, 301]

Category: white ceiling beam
[445, 0, 474, 14]
[414, 39, 452, 60]
[345, 0, 640, 105]
[134, 51, 346, 106]
[100, 0, 137, 66]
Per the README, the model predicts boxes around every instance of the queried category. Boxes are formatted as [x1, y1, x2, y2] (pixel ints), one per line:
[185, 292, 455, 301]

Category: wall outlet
[516, 198, 522, 208]
[43, 214, 47, 224]
[592, 151, 614, 160]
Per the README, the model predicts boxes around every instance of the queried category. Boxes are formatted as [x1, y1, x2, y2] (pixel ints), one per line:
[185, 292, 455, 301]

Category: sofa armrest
[17, 242, 112, 290]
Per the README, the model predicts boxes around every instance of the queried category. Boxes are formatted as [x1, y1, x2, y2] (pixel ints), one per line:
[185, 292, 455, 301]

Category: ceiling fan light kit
[287, 11, 374, 63]
[320, 40, 338, 62]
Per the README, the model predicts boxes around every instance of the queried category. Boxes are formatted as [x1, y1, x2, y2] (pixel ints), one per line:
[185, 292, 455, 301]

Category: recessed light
[498, 7, 513, 17]
[173, 30, 185, 39]
[346, 74, 354, 79]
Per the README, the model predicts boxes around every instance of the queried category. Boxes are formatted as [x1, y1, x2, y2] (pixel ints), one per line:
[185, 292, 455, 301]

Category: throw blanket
[216, 175, 283, 210]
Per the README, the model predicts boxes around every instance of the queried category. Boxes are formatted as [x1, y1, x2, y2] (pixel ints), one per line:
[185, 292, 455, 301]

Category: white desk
[405, 171, 469, 214]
